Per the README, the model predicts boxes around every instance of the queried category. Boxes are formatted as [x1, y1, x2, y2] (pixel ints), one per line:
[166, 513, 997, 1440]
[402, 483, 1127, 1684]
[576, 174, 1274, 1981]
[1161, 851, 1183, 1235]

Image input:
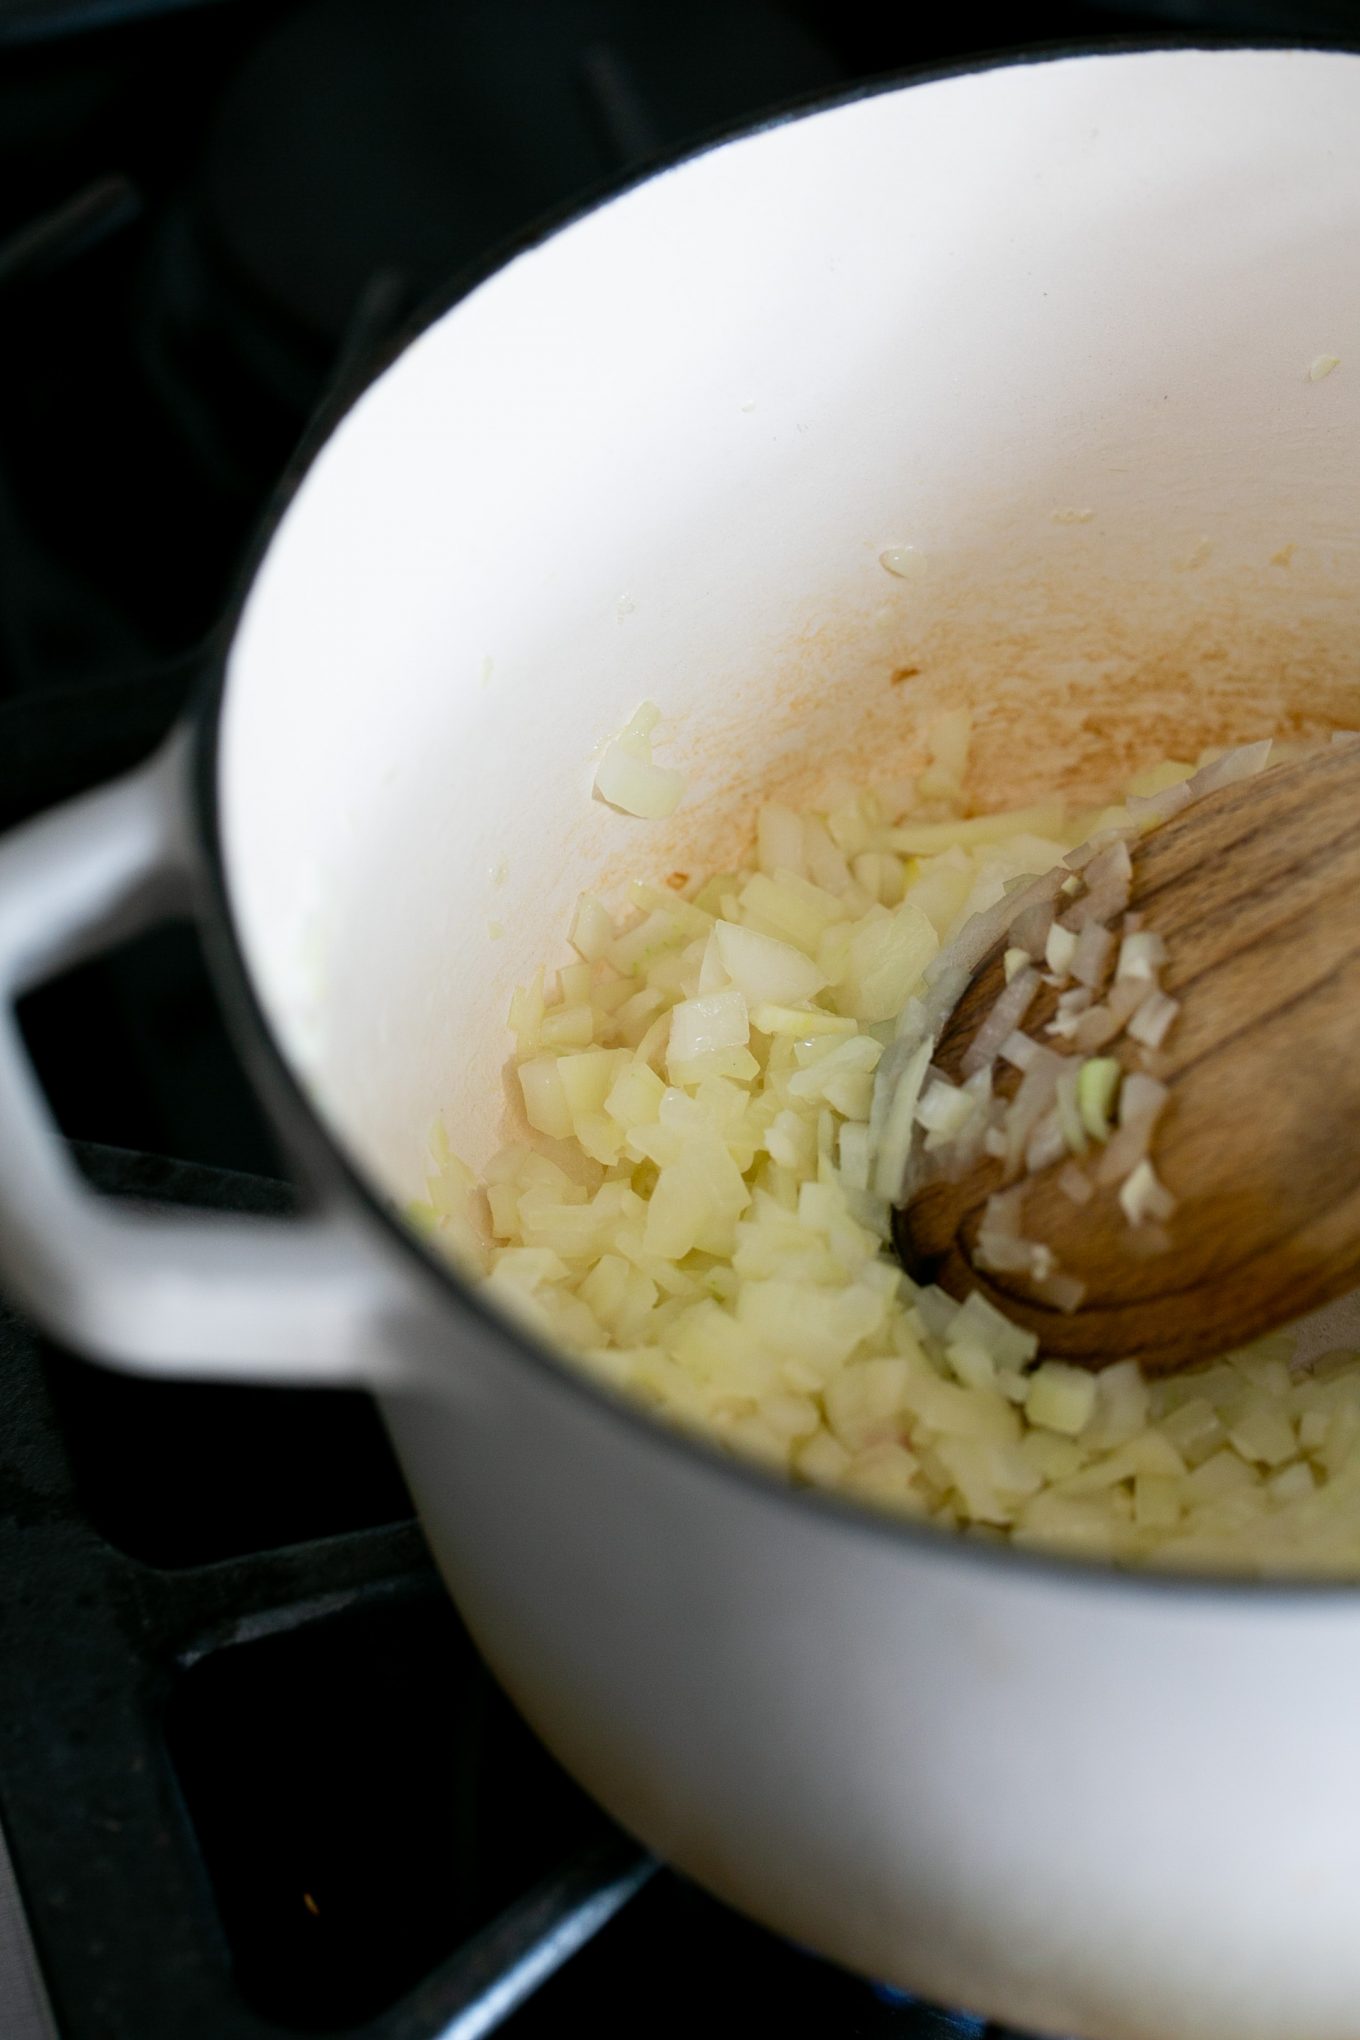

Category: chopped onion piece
[666, 989, 749, 1068]
[1128, 780, 1193, 828]
[1027, 1361, 1097, 1435]
[570, 893, 615, 961]
[1085, 839, 1134, 892]
[953, 1288, 1039, 1367]
[1046, 985, 1094, 1040]
[1058, 1161, 1093, 1204]
[975, 1231, 1037, 1275]
[1032, 1271, 1087, 1314]
[888, 803, 1065, 854]
[838, 1120, 871, 1191]
[1065, 839, 1134, 929]
[1096, 1075, 1168, 1186]
[915, 1078, 977, 1140]
[1010, 900, 1055, 957]
[595, 704, 686, 818]
[1026, 1107, 1067, 1173]
[1119, 1071, 1169, 1129]
[962, 966, 1039, 1077]
[1064, 829, 1125, 872]
[751, 1002, 856, 1037]
[872, 1035, 935, 1203]
[999, 1030, 1039, 1070]
[1054, 1066, 1087, 1155]
[1116, 930, 1168, 982]
[1071, 921, 1115, 988]
[1127, 988, 1180, 1049]
[1045, 922, 1077, 975]
[1119, 1158, 1177, 1226]
[982, 1185, 1026, 1237]
[1003, 946, 1030, 982]
[715, 920, 829, 1006]
[1077, 1058, 1121, 1141]
[914, 963, 972, 1049]
[1185, 739, 1272, 801]
[1073, 978, 1147, 1051]
[595, 745, 686, 819]
[912, 1286, 960, 1344]
[1004, 1046, 1064, 1177]
[922, 865, 1068, 993]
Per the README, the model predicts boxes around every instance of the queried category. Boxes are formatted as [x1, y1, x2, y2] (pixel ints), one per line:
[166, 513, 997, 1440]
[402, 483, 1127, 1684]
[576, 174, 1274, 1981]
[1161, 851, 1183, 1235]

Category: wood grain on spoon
[895, 741, 1360, 1374]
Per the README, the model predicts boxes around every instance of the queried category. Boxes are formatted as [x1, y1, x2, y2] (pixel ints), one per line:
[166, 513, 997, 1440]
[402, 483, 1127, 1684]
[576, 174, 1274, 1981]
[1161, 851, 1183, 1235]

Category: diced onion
[1185, 739, 1272, 800]
[982, 1186, 1025, 1236]
[1010, 900, 1056, 956]
[921, 865, 1068, 993]
[455, 721, 1360, 1577]
[999, 1030, 1040, 1070]
[916, 1078, 977, 1139]
[1072, 977, 1147, 1051]
[976, 1232, 1042, 1275]
[1004, 1046, 1064, 1176]
[1032, 1270, 1087, 1314]
[961, 966, 1039, 1077]
[1027, 1362, 1097, 1435]
[1064, 839, 1133, 927]
[714, 920, 828, 1005]
[872, 1035, 935, 1203]
[1119, 1158, 1177, 1226]
[595, 745, 686, 818]
[1071, 921, 1115, 988]
[1127, 988, 1180, 1049]
[666, 989, 749, 1068]
[1077, 1057, 1121, 1141]
[1026, 1107, 1067, 1173]
[1046, 985, 1093, 1040]
[595, 703, 686, 818]
[1054, 1066, 1087, 1155]
[1128, 781, 1193, 827]
[1116, 930, 1168, 982]
[1096, 1075, 1168, 1186]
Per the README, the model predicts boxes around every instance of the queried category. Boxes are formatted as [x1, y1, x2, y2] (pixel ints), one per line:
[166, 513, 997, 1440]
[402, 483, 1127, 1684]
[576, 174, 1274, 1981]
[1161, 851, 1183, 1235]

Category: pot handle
[0, 728, 408, 1386]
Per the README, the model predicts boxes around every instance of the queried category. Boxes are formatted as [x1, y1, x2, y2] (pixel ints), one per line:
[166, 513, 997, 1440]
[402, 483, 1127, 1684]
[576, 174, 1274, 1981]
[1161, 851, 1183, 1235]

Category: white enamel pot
[2, 46, 1360, 2040]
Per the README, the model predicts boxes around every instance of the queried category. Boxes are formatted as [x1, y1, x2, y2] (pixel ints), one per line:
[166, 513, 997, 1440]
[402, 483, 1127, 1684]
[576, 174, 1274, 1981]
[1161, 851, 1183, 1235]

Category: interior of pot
[218, 46, 1360, 1220]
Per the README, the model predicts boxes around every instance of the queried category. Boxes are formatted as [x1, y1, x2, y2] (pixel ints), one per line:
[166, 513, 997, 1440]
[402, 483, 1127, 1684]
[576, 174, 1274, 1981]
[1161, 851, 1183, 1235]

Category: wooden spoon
[893, 741, 1360, 1373]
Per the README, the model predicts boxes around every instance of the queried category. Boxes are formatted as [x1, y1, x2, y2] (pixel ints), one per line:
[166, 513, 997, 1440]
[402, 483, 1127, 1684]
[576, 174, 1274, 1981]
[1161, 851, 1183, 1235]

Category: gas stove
[0, 2, 1344, 2034]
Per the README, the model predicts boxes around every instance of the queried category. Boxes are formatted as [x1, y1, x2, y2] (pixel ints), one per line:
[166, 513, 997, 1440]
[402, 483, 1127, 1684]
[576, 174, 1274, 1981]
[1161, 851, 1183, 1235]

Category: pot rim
[192, 35, 1360, 1604]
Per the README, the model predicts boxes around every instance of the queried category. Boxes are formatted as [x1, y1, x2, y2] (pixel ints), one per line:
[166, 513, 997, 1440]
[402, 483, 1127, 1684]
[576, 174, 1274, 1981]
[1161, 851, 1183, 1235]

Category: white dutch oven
[1, 46, 1359, 2040]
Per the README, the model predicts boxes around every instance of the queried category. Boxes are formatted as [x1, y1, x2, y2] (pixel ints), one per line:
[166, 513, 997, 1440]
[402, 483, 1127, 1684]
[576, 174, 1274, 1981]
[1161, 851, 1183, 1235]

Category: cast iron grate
[167, 1591, 613, 2030]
